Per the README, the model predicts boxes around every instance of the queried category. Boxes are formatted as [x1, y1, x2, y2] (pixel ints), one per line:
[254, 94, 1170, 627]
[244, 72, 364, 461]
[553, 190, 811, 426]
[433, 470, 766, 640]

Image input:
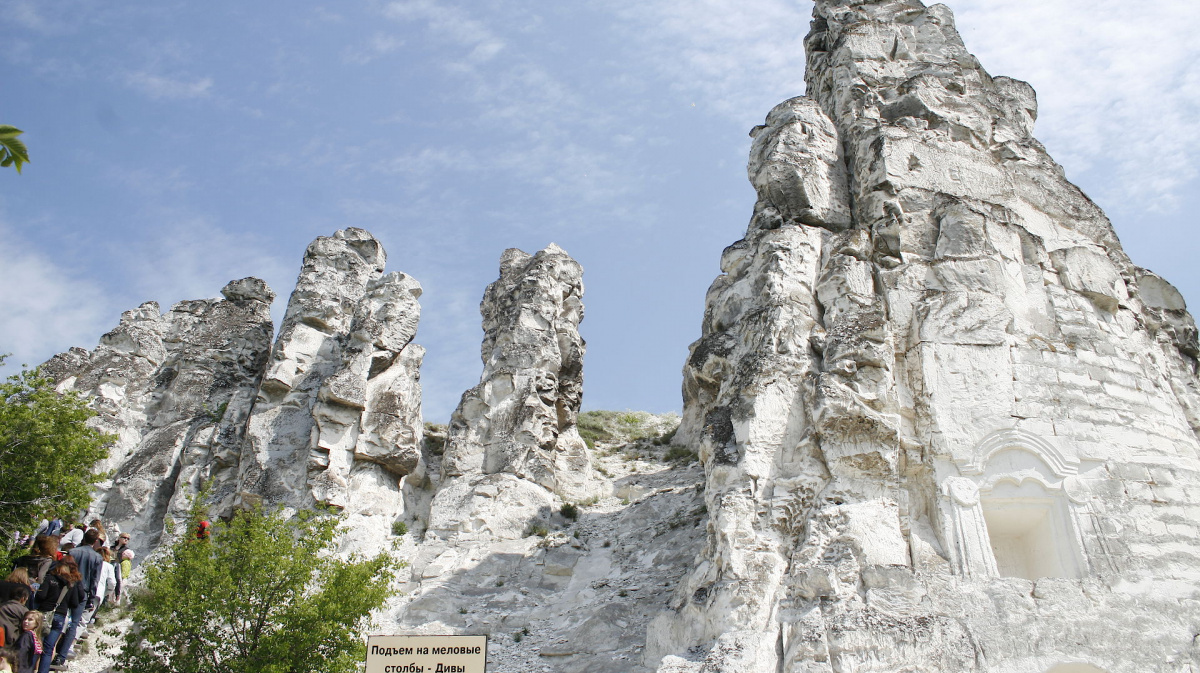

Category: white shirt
[98, 560, 116, 597]
[60, 528, 84, 547]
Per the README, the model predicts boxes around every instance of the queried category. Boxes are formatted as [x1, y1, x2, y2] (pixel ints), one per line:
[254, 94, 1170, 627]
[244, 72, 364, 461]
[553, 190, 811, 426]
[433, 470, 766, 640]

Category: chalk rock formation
[427, 244, 600, 541]
[42, 279, 275, 545]
[391, 412, 704, 673]
[44, 228, 425, 549]
[649, 1, 1200, 672]
[238, 228, 424, 520]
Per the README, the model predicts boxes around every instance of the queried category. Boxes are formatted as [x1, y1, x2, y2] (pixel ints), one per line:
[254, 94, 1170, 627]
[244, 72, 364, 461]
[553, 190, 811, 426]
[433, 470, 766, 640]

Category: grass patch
[664, 445, 698, 464]
[652, 425, 678, 446]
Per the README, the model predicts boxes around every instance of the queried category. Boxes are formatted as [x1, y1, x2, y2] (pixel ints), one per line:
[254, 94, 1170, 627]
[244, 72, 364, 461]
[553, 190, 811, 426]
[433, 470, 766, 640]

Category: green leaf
[0, 126, 29, 174]
[0, 365, 112, 557]
[117, 489, 403, 673]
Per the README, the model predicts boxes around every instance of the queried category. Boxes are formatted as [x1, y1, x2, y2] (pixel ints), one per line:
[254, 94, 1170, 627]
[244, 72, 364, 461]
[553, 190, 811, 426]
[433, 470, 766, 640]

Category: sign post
[365, 635, 488, 673]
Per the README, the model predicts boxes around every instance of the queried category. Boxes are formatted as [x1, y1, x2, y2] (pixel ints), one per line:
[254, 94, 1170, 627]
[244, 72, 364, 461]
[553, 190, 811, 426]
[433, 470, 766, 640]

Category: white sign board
[365, 635, 488, 673]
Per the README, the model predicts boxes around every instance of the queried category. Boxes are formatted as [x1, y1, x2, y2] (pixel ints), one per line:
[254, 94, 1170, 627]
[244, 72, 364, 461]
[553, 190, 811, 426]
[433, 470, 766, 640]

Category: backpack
[13, 556, 53, 585]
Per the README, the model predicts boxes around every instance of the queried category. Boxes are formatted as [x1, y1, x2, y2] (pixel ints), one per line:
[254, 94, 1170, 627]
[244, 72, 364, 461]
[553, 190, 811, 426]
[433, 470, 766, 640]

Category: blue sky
[1, 0, 1197, 422]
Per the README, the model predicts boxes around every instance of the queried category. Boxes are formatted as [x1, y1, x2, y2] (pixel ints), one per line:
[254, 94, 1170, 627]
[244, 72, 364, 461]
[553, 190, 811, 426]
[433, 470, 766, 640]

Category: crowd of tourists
[0, 517, 135, 672]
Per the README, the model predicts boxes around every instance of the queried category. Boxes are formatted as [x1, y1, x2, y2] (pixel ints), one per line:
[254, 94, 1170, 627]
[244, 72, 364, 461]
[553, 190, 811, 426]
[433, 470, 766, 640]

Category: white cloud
[104, 166, 193, 196]
[342, 33, 405, 65]
[114, 216, 295, 321]
[950, 0, 1200, 212]
[0, 222, 112, 372]
[601, 0, 810, 123]
[123, 71, 213, 100]
[0, 0, 78, 35]
[604, 0, 1200, 215]
[372, 0, 637, 223]
[383, 0, 505, 65]
[0, 214, 299, 379]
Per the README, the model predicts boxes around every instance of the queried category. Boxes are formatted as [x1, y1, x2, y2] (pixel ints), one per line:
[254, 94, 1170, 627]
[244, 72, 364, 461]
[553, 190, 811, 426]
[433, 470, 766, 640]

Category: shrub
[391, 520, 408, 536]
[664, 445, 698, 464]
[0, 361, 113, 553]
[560, 503, 579, 520]
[116, 497, 401, 673]
[652, 425, 678, 446]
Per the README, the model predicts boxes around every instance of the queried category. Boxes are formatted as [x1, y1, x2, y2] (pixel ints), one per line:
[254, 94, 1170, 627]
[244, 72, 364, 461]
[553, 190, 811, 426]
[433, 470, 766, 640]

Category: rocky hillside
[43, 0, 1200, 671]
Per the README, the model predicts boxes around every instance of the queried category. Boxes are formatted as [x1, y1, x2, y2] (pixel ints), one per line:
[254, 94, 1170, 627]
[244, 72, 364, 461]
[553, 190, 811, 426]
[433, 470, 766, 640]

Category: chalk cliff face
[39, 2, 1200, 672]
[237, 227, 424, 521]
[44, 229, 426, 547]
[42, 279, 275, 547]
[650, 1, 1200, 672]
[428, 244, 599, 541]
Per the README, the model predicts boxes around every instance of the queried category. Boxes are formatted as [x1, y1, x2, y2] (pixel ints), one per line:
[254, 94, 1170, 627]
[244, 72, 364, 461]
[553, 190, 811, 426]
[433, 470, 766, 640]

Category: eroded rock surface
[428, 244, 601, 541]
[237, 228, 424, 541]
[649, 1, 1200, 671]
[38, 3, 1200, 671]
[42, 279, 275, 546]
[389, 414, 700, 673]
[45, 228, 426, 550]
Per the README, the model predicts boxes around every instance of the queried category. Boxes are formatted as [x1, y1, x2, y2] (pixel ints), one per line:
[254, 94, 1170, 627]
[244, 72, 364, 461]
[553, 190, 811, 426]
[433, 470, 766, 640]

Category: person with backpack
[35, 559, 82, 673]
[115, 551, 133, 605]
[60, 532, 100, 660]
[13, 538, 57, 611]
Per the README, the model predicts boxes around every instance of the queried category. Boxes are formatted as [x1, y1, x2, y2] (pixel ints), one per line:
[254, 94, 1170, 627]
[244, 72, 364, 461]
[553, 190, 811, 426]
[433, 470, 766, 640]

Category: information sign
[365, 634, 488, 673]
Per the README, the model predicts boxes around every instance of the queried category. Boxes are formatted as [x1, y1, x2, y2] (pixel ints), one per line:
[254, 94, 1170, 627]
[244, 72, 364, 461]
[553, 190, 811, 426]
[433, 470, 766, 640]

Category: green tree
[0, 126, 29, 173]
[117, 497, 401, 673]
[0, 358, 111, 549]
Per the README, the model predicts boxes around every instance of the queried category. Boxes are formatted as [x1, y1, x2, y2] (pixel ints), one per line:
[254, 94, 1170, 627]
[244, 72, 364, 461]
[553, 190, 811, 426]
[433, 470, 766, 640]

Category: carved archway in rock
[941, 431, 1090, 579]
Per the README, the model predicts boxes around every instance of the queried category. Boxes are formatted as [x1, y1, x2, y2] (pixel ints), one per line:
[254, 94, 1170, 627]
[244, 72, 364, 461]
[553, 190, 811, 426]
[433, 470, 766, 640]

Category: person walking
[60, 532, 101, 661]
[35, 559, 82, 673]
[115, 552, 133, 605]
[107, 534, 129, 604]
[13, 538, 58, 610]
[56, 528, 82, 552]
[86, 552, 114, 625]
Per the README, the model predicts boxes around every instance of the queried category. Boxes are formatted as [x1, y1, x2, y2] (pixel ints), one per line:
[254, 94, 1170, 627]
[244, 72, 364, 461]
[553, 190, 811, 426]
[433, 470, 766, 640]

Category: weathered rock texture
[42, 279, 275, 547]
[44, 228, 426, 548]
[39, 3, 1200, 671]
[649, 1, 1200, 672]
[427, 244, 600, 541]
[238, 228, 424, 520]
